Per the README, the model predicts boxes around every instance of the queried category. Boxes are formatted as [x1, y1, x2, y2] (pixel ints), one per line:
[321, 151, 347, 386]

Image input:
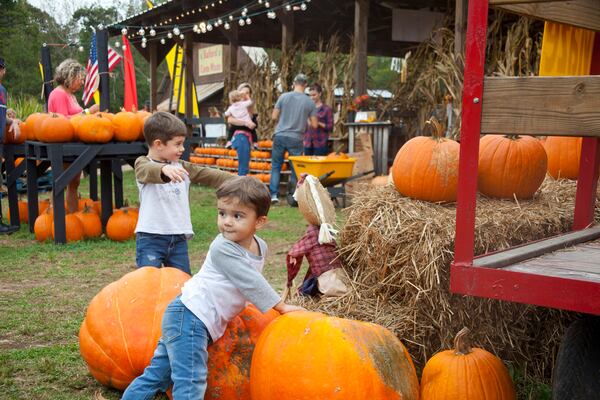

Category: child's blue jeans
[136, 232, 191, 275]
[232, 133, 251, 176]
[121, 296, 212, 400]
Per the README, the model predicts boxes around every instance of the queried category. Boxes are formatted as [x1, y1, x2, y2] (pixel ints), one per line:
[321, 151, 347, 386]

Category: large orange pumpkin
[79, 267, 191, 390]
[250, 311, 420, 400]
[38, 113, 74, 142]
[70, 114, 85, 142]
[112, 111, 143, 142]
[392, 121, 459, 202]
[420, 328, 516, 400]
[79, 114, 114, 143]
[543, 136, 582, 180]
[478, 135, 548, 199]
[7, 200, 28, 223]
[106, 208, 138, 241]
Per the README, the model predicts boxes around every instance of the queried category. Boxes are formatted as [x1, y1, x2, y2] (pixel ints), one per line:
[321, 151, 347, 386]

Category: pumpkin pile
[15, 110, 151, 144]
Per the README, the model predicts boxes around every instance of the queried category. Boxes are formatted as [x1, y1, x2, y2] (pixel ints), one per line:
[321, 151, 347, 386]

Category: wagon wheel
[552, 316, 600, 400]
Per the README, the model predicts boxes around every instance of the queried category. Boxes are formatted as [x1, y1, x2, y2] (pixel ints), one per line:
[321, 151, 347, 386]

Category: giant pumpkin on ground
[392, 119, 459, 202]
[420, 328, 516, 400]
[543, 136, 582, 180]
[478, 135, 547, 199]
[250, 311, 420, 400]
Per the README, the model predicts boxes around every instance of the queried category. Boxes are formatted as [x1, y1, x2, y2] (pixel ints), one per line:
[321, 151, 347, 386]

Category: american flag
[82, 32, 122, 106]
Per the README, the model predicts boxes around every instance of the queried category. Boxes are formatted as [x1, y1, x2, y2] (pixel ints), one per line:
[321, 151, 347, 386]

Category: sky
[26, 0, 131, 24]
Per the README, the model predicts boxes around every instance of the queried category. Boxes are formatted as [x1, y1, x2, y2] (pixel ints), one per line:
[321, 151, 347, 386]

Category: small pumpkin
[478, 135, 547, 199]
[420, 327, 516, 400]
[250, 311, 420, 400]
[34, 207, 54, 242]
[392, 118, 459, 202]
[326, 151, 349, 160]
[543, 136, 582, 180]
[51, 213, 85, 242]
[106, 208, 138, 241]
[74, 205, 103, 238]
[38, 113, 74, 142]
[112, 111, 143, 142]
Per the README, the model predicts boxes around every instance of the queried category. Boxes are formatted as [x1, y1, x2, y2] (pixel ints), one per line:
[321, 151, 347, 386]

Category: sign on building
[198, 45, 223, 76]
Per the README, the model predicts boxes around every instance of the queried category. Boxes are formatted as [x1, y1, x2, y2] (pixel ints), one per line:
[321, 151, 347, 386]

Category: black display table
[25, 141, 147, 244]
[0, 143, 29, 227]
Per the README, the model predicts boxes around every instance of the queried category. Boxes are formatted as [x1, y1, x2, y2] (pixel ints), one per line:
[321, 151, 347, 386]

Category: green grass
[0, 170, 308, 399]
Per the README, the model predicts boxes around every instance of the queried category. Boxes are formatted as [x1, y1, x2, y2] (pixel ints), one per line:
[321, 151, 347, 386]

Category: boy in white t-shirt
[122, 176, 304, 399]
[134, 111, 233, 275]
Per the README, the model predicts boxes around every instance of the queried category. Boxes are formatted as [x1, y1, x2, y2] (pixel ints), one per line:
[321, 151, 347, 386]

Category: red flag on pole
[122, 34, 138, 111]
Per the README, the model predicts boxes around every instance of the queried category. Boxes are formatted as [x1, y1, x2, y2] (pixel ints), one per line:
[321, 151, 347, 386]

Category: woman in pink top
[47, 59, 99, 213]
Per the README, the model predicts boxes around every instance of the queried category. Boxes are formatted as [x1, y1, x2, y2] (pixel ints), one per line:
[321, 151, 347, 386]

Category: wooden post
[40, 45, 53, 111]
[149, 41, 158, 111]
[279, 10, 294, 88]
[455, 0, 468, 57]
[354, 0, 369, 96]
[96, 28, 110, 111]
[225, 24, 239, 79]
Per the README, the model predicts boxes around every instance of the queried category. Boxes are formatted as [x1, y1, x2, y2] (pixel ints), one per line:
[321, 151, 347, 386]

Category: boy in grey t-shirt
[269, 73, 318, 203]
[122, 176, 304, 399]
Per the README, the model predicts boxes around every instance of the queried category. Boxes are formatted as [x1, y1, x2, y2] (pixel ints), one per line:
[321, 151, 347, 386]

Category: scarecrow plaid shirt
[286, 224, 342, 287]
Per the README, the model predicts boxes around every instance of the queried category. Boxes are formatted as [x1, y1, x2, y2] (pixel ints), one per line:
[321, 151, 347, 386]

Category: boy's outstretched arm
[273, 301, 305, 314]
[180, 160, 235, 188]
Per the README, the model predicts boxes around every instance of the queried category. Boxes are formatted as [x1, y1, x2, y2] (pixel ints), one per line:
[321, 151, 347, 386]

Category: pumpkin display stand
[0, 143, 27, 227]
[290, 177, 598, 391]
[25, 141, 147, 243]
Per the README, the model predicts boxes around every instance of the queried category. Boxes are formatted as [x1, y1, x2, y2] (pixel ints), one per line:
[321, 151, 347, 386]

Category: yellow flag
[146, 0, 155, 9]
[165, 44, 199, 117]
[93, 91, 100, 106]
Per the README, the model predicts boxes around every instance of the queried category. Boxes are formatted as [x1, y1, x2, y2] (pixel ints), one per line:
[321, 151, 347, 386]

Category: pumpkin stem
[424, 117, 444, 140]
[506, 134, 521, 140]
[453, 327, 472, 355]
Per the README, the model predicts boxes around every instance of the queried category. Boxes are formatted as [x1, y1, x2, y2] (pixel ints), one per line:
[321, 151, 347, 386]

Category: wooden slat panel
[503, 263, 600, 283]
[481, 76, 600, 136]
[490, 0, 565, 4]
[474, 225, 600, 268]
[492, 1, 600, 32]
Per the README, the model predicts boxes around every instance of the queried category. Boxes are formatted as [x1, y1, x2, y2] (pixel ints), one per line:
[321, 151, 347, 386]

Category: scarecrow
[285, 174, 348, 298]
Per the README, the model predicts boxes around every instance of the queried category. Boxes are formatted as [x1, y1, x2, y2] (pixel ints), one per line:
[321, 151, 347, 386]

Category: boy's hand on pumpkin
[275, 303, 305, 314]
[162, 164, 189, 183]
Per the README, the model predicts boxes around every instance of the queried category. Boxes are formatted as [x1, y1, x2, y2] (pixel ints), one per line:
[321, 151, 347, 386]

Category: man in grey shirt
[269, 73, 318, 204]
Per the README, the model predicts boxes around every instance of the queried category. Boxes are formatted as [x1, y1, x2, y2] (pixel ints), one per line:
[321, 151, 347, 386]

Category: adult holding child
[47, 59, 99, 213]
[269, 74, 318, 204]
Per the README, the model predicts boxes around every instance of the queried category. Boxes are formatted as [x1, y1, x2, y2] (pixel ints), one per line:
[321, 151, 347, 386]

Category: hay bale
[291, 178, 598, 382]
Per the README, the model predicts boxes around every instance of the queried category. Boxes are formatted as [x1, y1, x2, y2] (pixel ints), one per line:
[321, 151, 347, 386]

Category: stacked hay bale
[292, 178, 598, 383]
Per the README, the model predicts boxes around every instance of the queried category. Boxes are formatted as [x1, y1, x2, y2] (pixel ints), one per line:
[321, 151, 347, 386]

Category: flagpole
[96, 27, 110, 111]
[176, 44, 185, 117]
[40, 45, 53, 111]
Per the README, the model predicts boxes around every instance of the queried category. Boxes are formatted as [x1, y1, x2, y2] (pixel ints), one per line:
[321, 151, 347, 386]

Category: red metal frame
[450, 4, 600, 314]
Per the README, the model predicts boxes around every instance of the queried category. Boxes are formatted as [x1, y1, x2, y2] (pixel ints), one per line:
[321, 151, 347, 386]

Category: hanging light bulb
[224, 22, 230, 30]
[258, 0, 262, 3]
[217, 18, 223, 25]
[142, 37, 147, 43]
[245, 17, 251, 25]
[300, 2, 307, 10]
[141, 42, 147, 48]
[285, 4, 292, 11]
[167, 32, 173, 38]
[150, 28, 156, 36]
[179, 33, 185, 39]
[122, 44, 127, 51]
[241, 8, 247, 16]
[193, 24, 199, 32]
[114, 41, 120, 48]
[138, 27, 145, 36]
[206, 23, 213, 31]
[238, 18, 245, 26]
[160, 38, 166, 44]
[78, 46, 84, 52]
[265, 1, 270, 7]
[121, 27, 128, 35]
[173, 26, 180, 35]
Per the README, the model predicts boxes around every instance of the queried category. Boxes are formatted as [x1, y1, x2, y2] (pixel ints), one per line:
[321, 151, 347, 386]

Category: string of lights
[108, 0, 313, 49]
